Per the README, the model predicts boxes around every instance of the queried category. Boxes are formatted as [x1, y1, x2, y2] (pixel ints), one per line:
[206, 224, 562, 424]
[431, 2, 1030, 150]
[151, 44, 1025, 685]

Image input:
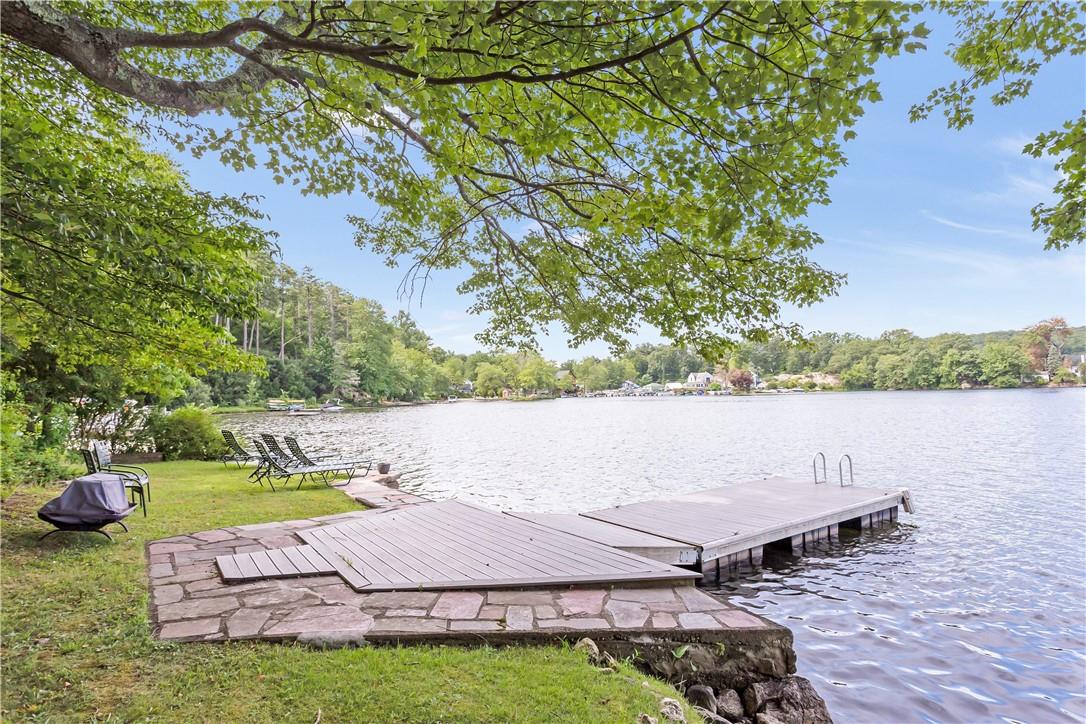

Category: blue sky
[167, 14, 1085, 360]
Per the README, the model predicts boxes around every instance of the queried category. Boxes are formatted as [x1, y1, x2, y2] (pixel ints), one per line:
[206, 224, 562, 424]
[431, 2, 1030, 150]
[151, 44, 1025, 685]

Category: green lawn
[1, 462, 695, 722]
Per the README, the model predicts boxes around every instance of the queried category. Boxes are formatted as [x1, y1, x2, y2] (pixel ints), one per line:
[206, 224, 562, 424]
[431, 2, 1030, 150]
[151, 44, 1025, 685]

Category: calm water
[224, 389, 1086, 722]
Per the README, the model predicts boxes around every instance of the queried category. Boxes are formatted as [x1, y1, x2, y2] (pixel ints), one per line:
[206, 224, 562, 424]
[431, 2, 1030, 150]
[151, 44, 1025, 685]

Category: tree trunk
[279, 293, 286, 361]
[328, 288, 335, 344]
[306, 284, 313, 349]
[242, 319, 249, 351]
[255, 317, 261, 355]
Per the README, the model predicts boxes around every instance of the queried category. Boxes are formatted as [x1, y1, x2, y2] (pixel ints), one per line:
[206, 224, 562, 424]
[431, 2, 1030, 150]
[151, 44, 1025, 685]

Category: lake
[222, 388, 1086, 722]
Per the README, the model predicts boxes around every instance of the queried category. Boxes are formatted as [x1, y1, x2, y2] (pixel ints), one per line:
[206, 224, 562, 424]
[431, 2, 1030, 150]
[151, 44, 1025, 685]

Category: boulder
[659, 697, 686, 722]
[742, 677, 831, 723]
[717, 689, 745, 721]
[694, 707, 731, 723]
[686, 685, 717, 714]
[573, 637, 601, 664]
[637, 715, 658, 724]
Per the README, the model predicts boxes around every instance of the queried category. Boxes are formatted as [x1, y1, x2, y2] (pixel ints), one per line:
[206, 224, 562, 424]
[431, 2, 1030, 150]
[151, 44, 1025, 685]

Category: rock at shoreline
[742, 676, 831, 724]
[659, 697, 686, 722]
[716, 689, 745, 721]
[685, 684, 717, 714]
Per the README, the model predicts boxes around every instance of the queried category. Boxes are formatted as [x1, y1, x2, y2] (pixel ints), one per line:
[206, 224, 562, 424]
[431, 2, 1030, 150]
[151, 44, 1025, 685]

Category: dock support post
[790, 534, 804, 555]
[828, 523, 839, 542]
[890, 507, 898, 522]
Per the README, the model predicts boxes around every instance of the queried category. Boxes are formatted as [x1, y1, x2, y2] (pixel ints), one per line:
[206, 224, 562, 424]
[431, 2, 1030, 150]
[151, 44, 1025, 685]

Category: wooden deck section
[505, 511, 699, 565]
[217, 544, 338, 582]
[217, 500, 699, 591]
[581, 476, 912, 568]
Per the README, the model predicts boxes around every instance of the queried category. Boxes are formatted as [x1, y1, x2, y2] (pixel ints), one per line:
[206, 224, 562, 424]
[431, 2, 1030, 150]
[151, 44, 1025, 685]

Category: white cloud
[921, 211, 1035, 241]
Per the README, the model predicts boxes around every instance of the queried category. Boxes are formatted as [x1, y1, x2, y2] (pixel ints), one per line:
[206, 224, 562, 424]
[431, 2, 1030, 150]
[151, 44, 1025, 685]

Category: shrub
[149, 406, 225, 460]
[0, 398, 75, 488]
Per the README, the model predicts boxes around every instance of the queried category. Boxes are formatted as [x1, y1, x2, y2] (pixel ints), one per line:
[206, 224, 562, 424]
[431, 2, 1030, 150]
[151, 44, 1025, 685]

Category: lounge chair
[259, 433, 302, 465]
[283, 436, 361, 470]
[220, 430, 258, 468]
[251, 441, 365, 491]
[81, 448, 147, 516]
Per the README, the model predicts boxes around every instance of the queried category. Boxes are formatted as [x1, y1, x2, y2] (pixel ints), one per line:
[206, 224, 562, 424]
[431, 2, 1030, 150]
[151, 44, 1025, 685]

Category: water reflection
[223, 389, 1086, 722]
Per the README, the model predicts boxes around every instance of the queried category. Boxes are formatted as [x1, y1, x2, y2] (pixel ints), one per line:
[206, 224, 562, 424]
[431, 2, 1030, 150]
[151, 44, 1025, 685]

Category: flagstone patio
[147, 511, 771, 645]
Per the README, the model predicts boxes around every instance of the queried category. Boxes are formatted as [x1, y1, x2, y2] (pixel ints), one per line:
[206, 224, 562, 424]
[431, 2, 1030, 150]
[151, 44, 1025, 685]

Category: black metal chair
[251, 441, 364, 491]
[284, 436, 371, 476]
[82, 448, 147, 516]
[220, 430, 258, 468]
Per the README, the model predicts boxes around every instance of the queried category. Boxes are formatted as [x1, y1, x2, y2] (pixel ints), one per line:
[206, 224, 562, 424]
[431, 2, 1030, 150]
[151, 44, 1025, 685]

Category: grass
[1, 461, 696, 722]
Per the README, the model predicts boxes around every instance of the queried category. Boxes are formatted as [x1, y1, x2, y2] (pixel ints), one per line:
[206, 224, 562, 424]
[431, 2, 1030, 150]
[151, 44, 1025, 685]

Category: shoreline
[212, 383, 1085, 415]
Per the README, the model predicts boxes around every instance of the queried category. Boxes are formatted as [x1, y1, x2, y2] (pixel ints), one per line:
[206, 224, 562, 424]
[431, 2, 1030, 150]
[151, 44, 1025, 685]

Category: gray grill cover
[38, 474, 136, 525]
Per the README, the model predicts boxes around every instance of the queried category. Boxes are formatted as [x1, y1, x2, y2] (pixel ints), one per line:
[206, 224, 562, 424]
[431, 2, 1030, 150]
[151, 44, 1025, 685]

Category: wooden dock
[217, 500, 699, 591]
[505, 511, 699, 565]
[216, 475, 913, 590]
[581, 476, 913, 578]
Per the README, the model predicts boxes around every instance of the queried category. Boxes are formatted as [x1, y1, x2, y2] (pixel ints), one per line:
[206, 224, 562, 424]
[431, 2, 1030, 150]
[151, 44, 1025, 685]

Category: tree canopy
[1, 1, 1082, 357]
[3, 0, 940, 354]
[1, 59, 271, 377]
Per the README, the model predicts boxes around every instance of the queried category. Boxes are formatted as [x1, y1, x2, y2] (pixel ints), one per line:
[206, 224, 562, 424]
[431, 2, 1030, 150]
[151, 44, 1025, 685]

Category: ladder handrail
[812, 452, 827, 484]
[838, 454, 854, 486]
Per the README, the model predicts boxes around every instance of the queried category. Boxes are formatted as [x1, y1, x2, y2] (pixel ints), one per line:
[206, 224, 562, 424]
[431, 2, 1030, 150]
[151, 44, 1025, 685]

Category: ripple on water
[223, 389, 1086, 722]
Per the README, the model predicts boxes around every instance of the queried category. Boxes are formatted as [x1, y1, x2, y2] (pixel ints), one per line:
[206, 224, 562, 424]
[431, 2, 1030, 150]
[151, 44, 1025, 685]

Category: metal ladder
[812, 452, 854, 486]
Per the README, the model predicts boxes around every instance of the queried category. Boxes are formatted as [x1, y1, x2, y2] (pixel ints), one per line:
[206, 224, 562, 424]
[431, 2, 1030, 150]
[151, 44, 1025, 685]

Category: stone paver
[606, 599, 650, 628]
[714, 610, 764, 628]
[226, 608, 270, 638]
[370, 617, 447, 633]
[534, 605, 557, 619]
[149, 542, 197, 554]
[478, 605, 507, 620]
[676, 586, 728, 611]
[557, 589, 606, 616]
[487, 591, 555, 605]
[192, 529, 236, 543]
[264, 607, 374, 636]
[146, 475, 776, 646]
[678, 612, 723, 630]
[362, 592, 439, 609]
[505, 605, 534, 630]
[157, 596, 239, 622]
[450, 620, 503, 632]
[152, 584, 184, 605]
[149, 563, 174, 578]
[609, 588, 678, 603]
[159, 617, 221, 639]
[243, 588, 310, 607]
[537, 618, 611, 630]
[430, 591, 483, 619]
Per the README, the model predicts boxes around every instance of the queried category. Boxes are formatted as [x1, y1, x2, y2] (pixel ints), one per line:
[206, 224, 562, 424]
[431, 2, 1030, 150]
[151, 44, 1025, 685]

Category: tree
[1046, 344, 1064, 379]
[473, 363, 508, 398]
[727, 369, 754, 391]
[912, 2, 1085, 249]
[1, 74, 270, 378]
[1, 2, 933, 353]
[979, 341, 1031, 388]
[938, 348, 982, 387]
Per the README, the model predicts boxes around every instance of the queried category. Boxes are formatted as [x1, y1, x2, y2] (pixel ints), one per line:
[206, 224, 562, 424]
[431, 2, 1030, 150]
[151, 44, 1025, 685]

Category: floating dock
[580, 475, 913, 579]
